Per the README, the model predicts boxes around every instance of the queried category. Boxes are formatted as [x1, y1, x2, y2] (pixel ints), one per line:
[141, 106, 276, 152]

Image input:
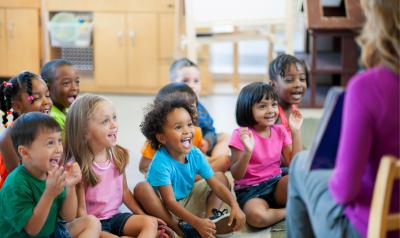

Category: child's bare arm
[0, 129, 19, 172]
[122, 173, 145, 215]
[159, 185, 216, 238]
[60, 162, 81, 221]
[24, 166, 64, 236]
[206, 176, 246, 231]
[76, 182, 87, 217]
[230, 128, 254, 180]
[138, 156, 151, 176]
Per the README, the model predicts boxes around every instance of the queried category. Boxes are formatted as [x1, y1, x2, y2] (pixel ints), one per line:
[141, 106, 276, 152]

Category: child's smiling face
[13, 78, 52, 115]
[157, 107, 195, 161]
[274, 63, 307, 105]
[49, 65, 80, 110]
[19, 129, 63, 180]
[252, 97, 279, 128]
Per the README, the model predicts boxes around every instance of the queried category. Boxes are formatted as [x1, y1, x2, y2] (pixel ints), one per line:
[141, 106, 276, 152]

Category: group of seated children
[0, 53, 308, 238]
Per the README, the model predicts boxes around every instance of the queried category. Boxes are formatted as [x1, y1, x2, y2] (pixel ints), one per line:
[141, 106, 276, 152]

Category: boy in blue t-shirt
[136, 96, 245, 238]
[0, 112, 100, 238]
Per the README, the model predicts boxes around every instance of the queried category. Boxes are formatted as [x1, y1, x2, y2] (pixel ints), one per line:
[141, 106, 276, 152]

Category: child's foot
[209, 208, 235, 236]
[178, 220, 201, 238]
[158, 224, 175, 238]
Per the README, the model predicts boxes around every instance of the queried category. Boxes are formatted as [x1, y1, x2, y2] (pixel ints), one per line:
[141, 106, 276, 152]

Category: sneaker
[178, 220, 201, 238]
[209, 208, 235, 236]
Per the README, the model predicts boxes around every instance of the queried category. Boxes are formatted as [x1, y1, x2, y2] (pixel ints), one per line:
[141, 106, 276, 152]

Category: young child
[169, 58, 230, 158]
[139, 82, 230, 175]
[0, 71, 53, 188]
[41, 59, 80, 132]
[268, 54, 308, 138]
[136, 95, 246, 238]
[65, 94, 168, 238]
[229, 82, 303, 228]
[0, 112, 100, 237]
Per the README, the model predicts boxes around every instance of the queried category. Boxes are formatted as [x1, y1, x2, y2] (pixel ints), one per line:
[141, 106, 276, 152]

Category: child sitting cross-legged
[0, 112, 100, 238]
[136, 95, 246, 238]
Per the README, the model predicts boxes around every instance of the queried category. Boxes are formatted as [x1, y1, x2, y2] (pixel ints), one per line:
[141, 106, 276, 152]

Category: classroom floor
[95, 93, 322, 237]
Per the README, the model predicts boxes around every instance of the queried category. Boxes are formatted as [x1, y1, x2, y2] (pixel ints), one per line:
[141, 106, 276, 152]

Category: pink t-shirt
[229, 125, 292, 188]
[85, 158, 123, 220]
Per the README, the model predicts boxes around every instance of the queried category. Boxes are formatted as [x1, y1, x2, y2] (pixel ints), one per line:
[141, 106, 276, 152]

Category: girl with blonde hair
[65, 94, 172, 238]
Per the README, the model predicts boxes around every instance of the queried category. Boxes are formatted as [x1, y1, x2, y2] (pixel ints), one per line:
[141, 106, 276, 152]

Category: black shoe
[178, 220, 201, 238]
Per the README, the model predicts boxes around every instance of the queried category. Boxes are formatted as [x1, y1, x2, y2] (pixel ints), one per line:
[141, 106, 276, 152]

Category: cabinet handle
[8, 21, 14, 38]
[117, 31, 124, 46]
[129, 30, 135, 46]
[167, 3, 175, 9]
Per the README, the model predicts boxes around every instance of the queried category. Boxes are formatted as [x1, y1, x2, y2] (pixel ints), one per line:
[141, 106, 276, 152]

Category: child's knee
[214, 171, 230, 189]
[134, 181, 153, 196]
[84, 215, 101, 230]
[142, 215, 158, 230]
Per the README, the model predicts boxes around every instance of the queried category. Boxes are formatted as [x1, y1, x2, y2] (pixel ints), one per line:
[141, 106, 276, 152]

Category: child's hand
[65, 162, 82, 187]
[239, 127, 254, 152]
[46, 165, 66, 198]
[228, 206, 246, 231]
[194, 218, 216, 238]
[200, 139, 210, 154]
[289, 110, 303, 131]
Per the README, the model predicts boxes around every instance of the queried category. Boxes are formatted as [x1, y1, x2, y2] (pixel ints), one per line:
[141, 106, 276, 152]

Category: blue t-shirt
[147, 147, 214, 200]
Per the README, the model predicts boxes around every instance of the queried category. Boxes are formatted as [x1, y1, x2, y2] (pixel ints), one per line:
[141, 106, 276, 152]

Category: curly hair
[141, 95, 196, 150]
[357, 0, 399, 74]
[0, 71, 40, 127]
[269, 54, 309, 85]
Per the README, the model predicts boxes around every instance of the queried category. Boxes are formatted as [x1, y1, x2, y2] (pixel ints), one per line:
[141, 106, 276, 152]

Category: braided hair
[268, 54, 309, 85]
[0, 71, 40, 127]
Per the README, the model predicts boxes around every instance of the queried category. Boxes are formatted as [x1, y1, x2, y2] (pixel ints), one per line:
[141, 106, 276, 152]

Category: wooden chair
[368, 155, 400, 238]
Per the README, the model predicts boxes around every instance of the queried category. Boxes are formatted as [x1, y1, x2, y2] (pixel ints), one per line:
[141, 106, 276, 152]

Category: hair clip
[6, 111, 12, 115]
[3, 82, 12, 87]
[27, 95, 34, 102]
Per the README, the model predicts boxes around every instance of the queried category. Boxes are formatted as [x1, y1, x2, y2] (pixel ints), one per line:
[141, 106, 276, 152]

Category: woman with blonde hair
[285, 0, 399, 237]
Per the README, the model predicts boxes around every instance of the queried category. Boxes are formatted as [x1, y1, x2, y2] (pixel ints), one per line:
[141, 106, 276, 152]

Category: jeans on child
[286, 151, 361, 238]
[48, 220, 71, 238]
[235, 174, 282, 209]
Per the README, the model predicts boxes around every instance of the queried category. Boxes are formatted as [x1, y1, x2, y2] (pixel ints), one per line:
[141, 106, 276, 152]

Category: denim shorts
[100, 212, 133, 236]
[235, 175, 282, 209]
[49, 220, 71, 238]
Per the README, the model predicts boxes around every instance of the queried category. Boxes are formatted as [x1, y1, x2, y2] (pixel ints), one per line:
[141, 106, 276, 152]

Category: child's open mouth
[67, 95, 77, 104]
[108, 132, 117, 141]
[42, 108, 51, 114]
[291, 92, 303, 101]
[49, 158, 59, 167]
[181, 138, 192, 149]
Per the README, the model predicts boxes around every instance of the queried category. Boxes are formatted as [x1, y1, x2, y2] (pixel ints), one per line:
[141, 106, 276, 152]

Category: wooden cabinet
[94, 13, 158, 90]
[44, 0, 179, 93]
[0, 6, 40, 77]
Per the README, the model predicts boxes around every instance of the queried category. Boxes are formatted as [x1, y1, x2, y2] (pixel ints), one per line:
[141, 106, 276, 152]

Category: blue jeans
[100, 212, 133, 236]
[49, 221, 71, 238]
[286, 151, 361, 238]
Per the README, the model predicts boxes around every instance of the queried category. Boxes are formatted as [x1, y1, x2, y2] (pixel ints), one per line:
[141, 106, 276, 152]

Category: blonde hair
[64, 94, 129, 187]
[357, 0, 400, 74]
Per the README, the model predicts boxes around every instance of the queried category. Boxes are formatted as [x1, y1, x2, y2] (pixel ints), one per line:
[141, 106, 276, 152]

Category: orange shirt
[141, 126, 203, 159]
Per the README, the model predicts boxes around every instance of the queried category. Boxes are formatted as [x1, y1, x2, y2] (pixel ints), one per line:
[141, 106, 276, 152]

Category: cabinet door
[0, 9, 7, 75]
[126, 13, 158, 88]
[6, 9, 40, 76]
[94, 13, 127, 86]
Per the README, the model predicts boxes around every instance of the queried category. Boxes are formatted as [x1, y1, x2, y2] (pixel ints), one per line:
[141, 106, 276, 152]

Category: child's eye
[284, 77, 294, 82]
[75, 79, 80, 85]
[113, 115, 117, 121]
[188, 122, 193, 127]
[102, 119, 109, 124]
[272, 102, 278, 107]
[47, 140, 55, 146]
[175, 125, 182, 130]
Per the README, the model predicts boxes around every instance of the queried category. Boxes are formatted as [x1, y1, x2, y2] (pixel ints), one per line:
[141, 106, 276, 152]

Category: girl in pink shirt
[65, 94, 172, 238]
[229, 82, 303, 228]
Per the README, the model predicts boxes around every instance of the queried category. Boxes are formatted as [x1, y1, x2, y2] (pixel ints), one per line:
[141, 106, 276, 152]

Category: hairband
[3, 82, 12, 87]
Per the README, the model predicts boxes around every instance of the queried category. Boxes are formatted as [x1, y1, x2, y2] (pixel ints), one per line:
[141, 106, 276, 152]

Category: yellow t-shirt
[141, 126, 203, 159]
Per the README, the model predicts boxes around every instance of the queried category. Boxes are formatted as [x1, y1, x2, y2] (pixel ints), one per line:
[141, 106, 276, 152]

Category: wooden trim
[0, 0, 40, 8]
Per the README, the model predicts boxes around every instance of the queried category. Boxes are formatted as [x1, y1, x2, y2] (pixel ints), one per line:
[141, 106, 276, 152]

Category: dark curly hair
[141, 95, 196, 150]
[269, 54, 309, 85]
[0, 71, 40, 127]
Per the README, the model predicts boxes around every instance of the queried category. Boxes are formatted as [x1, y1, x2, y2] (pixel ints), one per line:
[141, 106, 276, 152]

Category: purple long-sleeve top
[329, 66, 400, 237]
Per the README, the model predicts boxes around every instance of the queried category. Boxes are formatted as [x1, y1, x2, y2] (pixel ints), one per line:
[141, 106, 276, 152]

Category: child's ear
[156, 133, 166, 145]
[17, 145, 30, 160]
